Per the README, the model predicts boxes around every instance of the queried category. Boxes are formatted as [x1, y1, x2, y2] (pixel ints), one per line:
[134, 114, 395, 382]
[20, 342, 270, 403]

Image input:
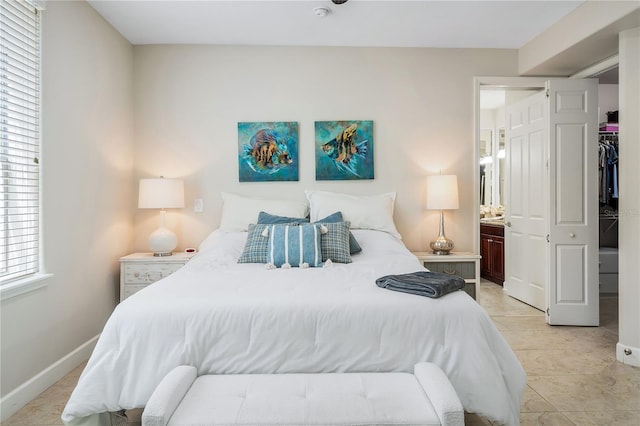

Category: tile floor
[2, 280, 638, 425]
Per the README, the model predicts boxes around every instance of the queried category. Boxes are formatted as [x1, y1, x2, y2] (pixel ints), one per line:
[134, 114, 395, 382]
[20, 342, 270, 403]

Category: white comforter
[62, 230, 526, 425]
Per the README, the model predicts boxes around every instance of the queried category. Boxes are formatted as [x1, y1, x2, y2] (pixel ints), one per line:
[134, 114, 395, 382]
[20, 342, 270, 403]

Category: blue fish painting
[238, 122, 299, 182]
[315, 120, 374, 180]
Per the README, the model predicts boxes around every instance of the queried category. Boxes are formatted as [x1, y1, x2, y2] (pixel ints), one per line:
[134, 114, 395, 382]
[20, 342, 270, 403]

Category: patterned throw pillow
[237, 224, 271, 263]
[267, 224, 322, 268]
[315, 212, 362, 255]
[319, 221, 352, 264]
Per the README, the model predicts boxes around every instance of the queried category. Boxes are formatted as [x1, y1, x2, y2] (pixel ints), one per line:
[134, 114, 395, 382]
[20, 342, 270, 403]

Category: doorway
[476, 82, 545, 298]
[476, 78, 598, 325]
[478, 88, 541, 290]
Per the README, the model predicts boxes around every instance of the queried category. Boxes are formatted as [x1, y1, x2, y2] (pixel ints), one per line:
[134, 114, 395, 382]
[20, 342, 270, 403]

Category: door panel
[547, 79, 599, 326]
[480, 237, 491, 272]
[509, 136, 524, 217]
[490, 239, 504, 278]
[556, 245, 586, 302]
[529, 131, 546, 220]
[556, 124, 586, 223]
[504, 91, 547, 311]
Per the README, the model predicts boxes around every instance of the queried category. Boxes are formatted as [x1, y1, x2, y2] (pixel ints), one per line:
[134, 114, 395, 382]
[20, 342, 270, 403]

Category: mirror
[497, 128, 505, 206]
[479, 89, 506, 218]
[479, 129, 493, 205]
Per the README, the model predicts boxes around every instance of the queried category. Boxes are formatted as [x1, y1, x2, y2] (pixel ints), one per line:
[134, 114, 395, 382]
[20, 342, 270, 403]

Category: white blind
[0, 0, 41, 283]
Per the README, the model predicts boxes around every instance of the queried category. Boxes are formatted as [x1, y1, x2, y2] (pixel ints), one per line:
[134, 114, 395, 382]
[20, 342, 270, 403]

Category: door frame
[473, 77, 547, 256]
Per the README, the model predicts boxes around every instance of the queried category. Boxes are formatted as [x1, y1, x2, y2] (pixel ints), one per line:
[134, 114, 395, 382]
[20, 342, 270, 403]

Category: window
[1, 0, 42, 285]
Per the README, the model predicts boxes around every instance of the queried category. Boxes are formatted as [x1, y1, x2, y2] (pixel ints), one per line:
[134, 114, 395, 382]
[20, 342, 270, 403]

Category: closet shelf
[599, 123, 619, 132]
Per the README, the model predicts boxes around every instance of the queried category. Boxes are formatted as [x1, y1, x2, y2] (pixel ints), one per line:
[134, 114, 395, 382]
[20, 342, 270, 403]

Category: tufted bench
[141, 363, 464, 426]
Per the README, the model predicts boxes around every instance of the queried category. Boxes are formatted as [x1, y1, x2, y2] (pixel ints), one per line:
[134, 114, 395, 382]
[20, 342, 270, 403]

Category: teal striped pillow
[267, 224, 322, 268]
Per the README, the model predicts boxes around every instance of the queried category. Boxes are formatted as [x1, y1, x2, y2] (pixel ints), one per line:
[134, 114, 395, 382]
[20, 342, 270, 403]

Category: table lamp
[138, 177, 185, 256]
[426, 174, 459, 255]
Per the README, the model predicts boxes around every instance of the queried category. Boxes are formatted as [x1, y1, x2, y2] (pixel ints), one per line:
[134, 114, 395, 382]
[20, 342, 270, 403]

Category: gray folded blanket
[375, 271, 466, 298]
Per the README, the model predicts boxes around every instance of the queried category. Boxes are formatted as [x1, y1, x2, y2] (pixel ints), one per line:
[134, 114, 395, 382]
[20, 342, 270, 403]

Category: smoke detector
[313, 7, 330, 17]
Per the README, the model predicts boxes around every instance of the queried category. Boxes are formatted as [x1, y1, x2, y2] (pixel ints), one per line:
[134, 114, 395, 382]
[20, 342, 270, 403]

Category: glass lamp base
[153, 252, 173, 257]
[430, 236, 454, 255]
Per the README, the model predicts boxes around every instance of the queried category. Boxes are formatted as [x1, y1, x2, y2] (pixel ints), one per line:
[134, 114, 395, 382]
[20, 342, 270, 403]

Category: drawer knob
[134, 272, 140, 278]
[443, 269, 456, 275]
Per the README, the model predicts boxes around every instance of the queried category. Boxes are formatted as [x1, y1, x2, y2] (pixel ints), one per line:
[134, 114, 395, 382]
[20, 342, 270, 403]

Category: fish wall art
[315, 120, 374, 180]
[238, 122, 299, 182]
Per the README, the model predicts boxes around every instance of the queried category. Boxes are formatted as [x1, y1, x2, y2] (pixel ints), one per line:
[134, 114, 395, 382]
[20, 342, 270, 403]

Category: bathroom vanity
[480, 222, 505, 285]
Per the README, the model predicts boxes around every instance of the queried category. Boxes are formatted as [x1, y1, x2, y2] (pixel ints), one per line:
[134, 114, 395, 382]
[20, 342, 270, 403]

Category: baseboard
[0, 334, 99, 422]
[617, 342, 640, 367]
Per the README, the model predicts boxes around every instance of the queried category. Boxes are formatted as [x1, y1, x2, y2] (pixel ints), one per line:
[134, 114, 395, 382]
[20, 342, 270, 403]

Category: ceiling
[87, 0, 584, 49]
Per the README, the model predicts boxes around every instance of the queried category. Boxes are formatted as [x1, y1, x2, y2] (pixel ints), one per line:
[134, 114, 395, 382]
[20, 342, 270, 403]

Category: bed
[62, 192, 526, 425]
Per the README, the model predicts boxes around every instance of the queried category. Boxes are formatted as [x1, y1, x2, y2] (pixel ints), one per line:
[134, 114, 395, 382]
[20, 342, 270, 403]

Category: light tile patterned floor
[3, 280, 638, 425]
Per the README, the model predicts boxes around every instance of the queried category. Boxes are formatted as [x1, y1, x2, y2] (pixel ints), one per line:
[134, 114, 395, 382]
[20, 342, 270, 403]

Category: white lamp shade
[426, 175, 459, 210]
[138, 178, 185, 209]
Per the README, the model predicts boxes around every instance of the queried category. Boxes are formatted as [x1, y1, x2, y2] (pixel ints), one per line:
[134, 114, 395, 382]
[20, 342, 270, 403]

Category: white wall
[617, 27, 640, 366]
[598, 84, 619, 124]
[0, 0, 134, 413]
[132, 46, 519, 253]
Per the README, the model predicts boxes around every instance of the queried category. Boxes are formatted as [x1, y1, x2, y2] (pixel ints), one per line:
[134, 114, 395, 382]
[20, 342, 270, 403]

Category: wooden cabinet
[480, 223, 504, 285]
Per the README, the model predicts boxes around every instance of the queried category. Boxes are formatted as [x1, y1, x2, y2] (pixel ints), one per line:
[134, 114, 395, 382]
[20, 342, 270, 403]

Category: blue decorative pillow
[267, 224, 322, 268]
[237, 224, 271, 263]
[257, 211, 309, 225]
[318, 221, 352, 264]
[315, 212, 362, 255]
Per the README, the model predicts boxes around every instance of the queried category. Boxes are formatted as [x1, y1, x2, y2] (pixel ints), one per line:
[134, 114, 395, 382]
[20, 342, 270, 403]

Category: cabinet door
[480, 235, 491, 275]
[490, 236, 505, 283]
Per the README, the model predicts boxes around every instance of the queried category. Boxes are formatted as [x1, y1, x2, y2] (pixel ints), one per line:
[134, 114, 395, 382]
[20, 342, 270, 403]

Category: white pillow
[305, 190, 401, 239]
[219, 192, 309, 232]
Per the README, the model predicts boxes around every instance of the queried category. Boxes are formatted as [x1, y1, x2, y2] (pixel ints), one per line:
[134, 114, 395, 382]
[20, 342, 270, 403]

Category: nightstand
[119, 252, 194, 302]
[412, 252, 481, 300]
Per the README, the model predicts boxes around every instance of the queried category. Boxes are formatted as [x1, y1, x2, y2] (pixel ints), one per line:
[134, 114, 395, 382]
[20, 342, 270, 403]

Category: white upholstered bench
[141, 362, 464, 426]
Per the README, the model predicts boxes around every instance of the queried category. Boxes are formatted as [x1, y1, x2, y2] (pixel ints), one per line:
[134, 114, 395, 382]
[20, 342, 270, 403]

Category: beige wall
[519, 1, 640, 75]
[0, 0, 134, 404]
[132, 45, 519, 253]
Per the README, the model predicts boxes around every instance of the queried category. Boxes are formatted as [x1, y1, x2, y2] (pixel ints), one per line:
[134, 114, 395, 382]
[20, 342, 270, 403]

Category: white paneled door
[546, 79, 599, 326]
[504, 79, 599, 326]
[504, 91, 548, 311]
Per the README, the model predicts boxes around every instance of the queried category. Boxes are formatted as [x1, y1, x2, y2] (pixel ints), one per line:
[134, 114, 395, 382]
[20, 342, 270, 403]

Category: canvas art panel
[315, 120, 374, 180]
[238, 122, 299, 182]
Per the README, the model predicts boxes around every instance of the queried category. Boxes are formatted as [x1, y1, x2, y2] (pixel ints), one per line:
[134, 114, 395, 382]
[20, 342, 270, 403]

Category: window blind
[1, 0, 41, 283]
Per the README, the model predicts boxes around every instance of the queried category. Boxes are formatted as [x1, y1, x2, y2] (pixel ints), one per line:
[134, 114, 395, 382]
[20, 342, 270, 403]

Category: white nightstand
[412, 252, 481, 300]
[119, 252, 194, 302]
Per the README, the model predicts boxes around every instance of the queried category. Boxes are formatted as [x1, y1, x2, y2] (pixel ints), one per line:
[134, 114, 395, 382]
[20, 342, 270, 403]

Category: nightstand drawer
[123, 262, 184, 284]
[119, 252, 193, 302]
[423, 261, 475, 279]
[123, 284, 148, 299]
[412, 252, 480, 301]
